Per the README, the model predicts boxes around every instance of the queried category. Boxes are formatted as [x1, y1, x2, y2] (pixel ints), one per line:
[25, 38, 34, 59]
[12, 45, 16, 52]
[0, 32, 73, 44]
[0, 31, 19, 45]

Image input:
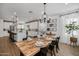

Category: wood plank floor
[57, 43, 79, 56]
[47, 43, 79, 56]
[0, 36, 79, 56]
[0, 36, 20, 56]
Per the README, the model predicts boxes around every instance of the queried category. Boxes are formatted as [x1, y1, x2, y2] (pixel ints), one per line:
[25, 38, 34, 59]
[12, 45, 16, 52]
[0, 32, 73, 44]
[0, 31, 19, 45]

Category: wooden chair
[48, 36, 60, 56]
[55, 36, 60, 52]
[40, 47, 48, 56]
[70, 37, 77, 46]
[48, 43, 56, 56]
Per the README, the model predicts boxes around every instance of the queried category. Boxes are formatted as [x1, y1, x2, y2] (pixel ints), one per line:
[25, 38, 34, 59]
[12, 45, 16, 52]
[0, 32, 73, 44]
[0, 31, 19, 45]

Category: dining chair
[48, 36, 60, 56]
[55, 36, 60, 53]
[48, 42, 56, 56]
[40, 47, 48, 56]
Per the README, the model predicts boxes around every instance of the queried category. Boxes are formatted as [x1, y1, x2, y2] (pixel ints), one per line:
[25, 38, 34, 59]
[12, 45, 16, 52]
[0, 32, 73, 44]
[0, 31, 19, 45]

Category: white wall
[0, 19, 10, 37]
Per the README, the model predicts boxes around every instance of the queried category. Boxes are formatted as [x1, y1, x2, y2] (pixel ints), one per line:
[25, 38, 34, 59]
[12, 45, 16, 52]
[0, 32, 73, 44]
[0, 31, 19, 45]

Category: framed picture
[52, 28, 57, 31]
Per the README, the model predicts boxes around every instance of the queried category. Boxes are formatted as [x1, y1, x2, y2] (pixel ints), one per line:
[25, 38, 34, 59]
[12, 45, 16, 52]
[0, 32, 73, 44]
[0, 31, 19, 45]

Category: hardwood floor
[0, 36, 79, 56]
[47, 43, 79, 56]
[0, 36, 20, 56]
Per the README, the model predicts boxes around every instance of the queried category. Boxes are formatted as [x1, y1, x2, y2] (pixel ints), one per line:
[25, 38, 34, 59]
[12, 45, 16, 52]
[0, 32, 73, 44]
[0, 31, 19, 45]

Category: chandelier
[40, 3, 48, 23]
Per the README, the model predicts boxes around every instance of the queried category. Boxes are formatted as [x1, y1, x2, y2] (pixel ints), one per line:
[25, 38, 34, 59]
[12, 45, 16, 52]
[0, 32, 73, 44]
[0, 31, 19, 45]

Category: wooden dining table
[15, 36, 56, 56]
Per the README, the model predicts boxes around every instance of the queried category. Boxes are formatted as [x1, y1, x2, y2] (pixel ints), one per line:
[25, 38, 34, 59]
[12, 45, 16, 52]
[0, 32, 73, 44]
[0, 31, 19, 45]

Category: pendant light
[40, 3, 47, 23]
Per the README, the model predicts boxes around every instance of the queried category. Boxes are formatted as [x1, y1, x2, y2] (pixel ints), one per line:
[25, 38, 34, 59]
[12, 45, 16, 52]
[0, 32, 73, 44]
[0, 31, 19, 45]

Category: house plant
[65, 21, 79, 46]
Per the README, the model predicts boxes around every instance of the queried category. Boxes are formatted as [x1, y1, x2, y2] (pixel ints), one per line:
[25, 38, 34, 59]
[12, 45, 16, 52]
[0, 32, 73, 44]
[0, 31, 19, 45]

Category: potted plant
[65, 21, 79, 45]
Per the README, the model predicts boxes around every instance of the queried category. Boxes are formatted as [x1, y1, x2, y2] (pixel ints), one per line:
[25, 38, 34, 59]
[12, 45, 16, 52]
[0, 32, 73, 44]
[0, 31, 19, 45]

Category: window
[61, 13, 79, 36]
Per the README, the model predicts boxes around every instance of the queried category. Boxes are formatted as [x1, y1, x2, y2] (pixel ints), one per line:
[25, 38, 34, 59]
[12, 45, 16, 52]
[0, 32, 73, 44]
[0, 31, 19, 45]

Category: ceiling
[0, 3, 79, 22]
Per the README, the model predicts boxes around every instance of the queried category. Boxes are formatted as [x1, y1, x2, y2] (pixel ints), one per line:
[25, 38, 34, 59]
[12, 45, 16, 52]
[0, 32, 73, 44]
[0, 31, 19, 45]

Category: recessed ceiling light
[28, 11, 33, 13]
[65, 3, 68, 5]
